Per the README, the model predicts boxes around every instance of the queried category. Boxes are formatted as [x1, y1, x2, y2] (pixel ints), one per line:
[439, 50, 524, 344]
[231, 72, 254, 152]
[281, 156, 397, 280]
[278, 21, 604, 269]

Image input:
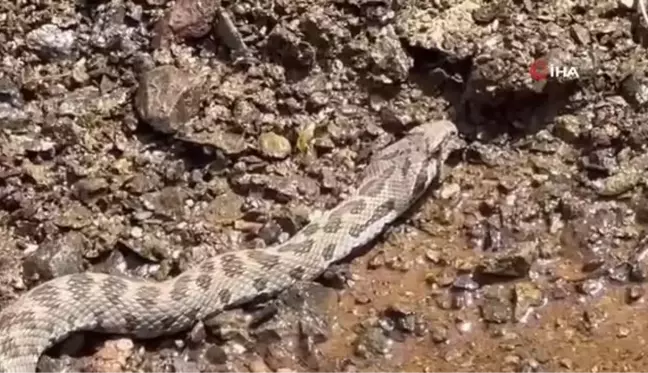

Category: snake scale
[0, 119, 458, 372]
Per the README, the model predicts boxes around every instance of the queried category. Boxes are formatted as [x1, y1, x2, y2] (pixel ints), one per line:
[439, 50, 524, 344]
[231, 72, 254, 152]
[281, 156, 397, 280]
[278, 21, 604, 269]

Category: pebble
[130, 226, 143, 239]
[452, 274, 479, 291]
[618, 0, 635, 9]
[617, 326, 630, 338]
[578, 278, 604, 296]
[627, 285, 644, 303]
[168, 0, 218, 39]
[438, 182, 460, 199]
[85, 338, 134, 373]
[259, 132, 292, 159]
[424, 249, 442, 264]
[26, 24, 76, 59]
[204, 345, 228, 365]
[430, 324, 449, 343]
[22, 232, 85, 281]
[134, 65, 205, 134]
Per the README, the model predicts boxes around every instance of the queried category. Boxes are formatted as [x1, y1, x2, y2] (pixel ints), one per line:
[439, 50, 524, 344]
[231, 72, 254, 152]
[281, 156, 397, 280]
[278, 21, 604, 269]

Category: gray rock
[23, 231, 86, 282]
[134, 66, 205, 134]
[0, 74, 27, 129]
[26, 24, 76, 60]
[178, 129, 248, 155]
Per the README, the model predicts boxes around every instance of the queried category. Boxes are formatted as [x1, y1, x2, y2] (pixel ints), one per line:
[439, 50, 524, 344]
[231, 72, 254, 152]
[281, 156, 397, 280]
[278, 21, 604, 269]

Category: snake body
[0, 120, 458, 372]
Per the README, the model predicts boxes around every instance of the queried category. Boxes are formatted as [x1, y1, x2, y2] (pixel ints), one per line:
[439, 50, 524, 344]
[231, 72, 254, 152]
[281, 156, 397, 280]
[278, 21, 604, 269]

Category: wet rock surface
[3, 0, 648, 372]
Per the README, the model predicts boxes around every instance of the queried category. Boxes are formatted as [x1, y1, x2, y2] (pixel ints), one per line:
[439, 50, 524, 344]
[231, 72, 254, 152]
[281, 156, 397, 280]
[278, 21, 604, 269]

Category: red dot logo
[529, 59, 549, 81]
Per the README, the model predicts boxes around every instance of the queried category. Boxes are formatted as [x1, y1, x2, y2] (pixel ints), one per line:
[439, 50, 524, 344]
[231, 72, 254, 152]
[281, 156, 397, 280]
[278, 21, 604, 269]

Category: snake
[0, 119, 458, 372]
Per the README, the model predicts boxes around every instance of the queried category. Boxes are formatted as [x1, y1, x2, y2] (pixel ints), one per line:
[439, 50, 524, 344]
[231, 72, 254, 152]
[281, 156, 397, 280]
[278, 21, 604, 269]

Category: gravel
[3, 0, 648, 371]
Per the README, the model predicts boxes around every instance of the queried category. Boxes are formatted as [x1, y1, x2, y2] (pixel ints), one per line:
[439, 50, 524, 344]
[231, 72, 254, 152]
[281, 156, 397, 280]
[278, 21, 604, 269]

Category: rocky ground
[3, 0, 648, 371]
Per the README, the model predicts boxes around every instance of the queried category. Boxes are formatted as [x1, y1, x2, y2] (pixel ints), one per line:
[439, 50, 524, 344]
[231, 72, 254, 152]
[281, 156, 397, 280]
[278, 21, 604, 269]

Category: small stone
[617, 326, 630, 338]
[188, 321, 207, 344]
[472, 2, 498, 23]
[438, 182, 460, 199]
[248, 358, 271, 373]
[73, 177, 109, 201]
[553, 115, 584, 143]
[452, 274, 479, 291]
[513, 282, 544, 322]
[0, 76, 23, 108]
[504, 355, 520, 365]
[475, 243, 536, 278]
[368, 252, 385, 269]
[354, 327, 393, 358]
[627, 285, 644, 303]
[451, 291, 474, 310]
[521, 358, 540, 371]
[618, 0, 635, 9]
[559, 358, 573, 369]
[430, 324, 448, 343]
[22, 161, 52, 186]
[380, 105, 411, 132]
[0, 102, 27, 129]
[456, 319, 472, 333]
[425, 249, 442, 263]
[258, 132, 292, 159]
[26, 24, 76, 60]
[621, 74, 648, 108]
[426, 268, 455, 287]
[54, 202, 93, 229]
[85, 338, 135, 373]
[204, 345, 228, 365]
[593, 167, 641, 196]
[570, 24, 590, 45]
[550, 281, 570, 300]
[384, 304, 417, 333]
[130, 226, 143, 239]
[134, 65, 205, 134]
[23, 231, 85, 281]
[276, 369, 294, 373]
[443, 349, 462, 362]
[385, 255, 412, 272]
[578, 278, 604, 296]
[480, 285, 512, 324]
[182, 129, 247, 155]
[582, 308, 606, 331]
[307, 91, 329, 110]
[168, 0, 218, 39]
[353, 292, 371, 305]
[23, 137, 56, 154]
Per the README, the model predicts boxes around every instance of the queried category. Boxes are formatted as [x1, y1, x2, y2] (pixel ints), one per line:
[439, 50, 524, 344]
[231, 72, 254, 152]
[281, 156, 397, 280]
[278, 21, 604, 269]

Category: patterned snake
[0, 119, 458, 372]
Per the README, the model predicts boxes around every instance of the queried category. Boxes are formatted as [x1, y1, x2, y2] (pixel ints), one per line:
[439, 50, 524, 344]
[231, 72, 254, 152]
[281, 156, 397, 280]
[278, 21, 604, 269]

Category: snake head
[407, 119, 458, 159]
